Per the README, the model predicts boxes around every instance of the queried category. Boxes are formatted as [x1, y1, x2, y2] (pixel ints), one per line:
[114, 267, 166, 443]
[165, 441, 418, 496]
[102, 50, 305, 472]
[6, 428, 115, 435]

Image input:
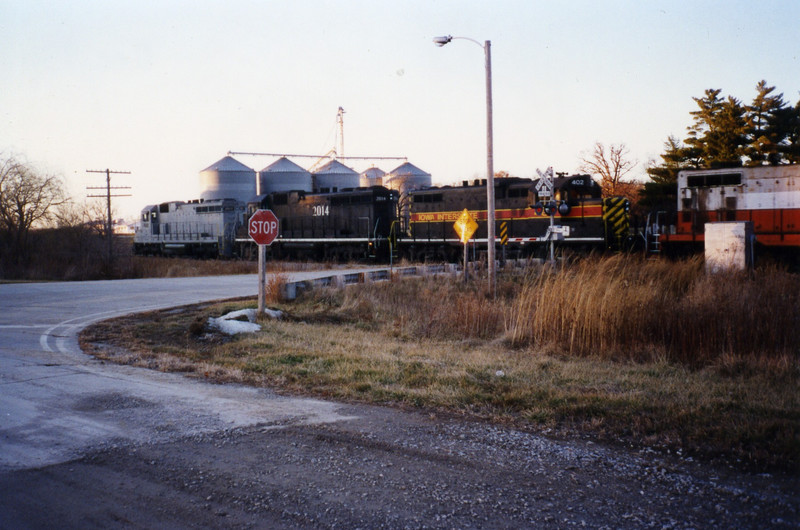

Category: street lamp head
[432, 35, 453, 47]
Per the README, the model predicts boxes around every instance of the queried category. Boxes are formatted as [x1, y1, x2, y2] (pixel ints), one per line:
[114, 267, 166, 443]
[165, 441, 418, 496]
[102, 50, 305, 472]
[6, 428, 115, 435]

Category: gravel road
[2, 394, 797, 529]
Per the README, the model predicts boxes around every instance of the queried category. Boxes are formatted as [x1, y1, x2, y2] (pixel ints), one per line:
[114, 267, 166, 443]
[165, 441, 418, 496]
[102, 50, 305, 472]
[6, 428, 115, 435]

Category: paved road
[0, 273, 363, 471]
[1, 275, 797, 528]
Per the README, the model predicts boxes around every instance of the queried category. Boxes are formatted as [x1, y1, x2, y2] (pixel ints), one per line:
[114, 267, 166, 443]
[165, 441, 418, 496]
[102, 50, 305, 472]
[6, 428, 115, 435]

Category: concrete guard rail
[280, 259, 539, 300]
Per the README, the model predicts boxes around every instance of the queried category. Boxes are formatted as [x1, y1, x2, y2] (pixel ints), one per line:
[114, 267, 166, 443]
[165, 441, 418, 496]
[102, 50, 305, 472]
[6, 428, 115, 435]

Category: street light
[433, 34, 496, 296]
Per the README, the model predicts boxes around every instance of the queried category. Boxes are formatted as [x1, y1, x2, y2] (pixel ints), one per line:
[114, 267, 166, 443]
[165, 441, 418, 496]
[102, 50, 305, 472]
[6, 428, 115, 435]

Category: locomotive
[241, 186, 399, 261]
[650, 164, 800, 257]
[133, 198, 244, 257]
[404, 175, 630, 261]
[133, 174, 631, 261]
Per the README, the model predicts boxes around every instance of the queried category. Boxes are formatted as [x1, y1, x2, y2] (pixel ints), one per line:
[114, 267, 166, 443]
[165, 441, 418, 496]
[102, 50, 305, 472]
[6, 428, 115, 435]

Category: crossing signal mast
[86, 168, 131, 267]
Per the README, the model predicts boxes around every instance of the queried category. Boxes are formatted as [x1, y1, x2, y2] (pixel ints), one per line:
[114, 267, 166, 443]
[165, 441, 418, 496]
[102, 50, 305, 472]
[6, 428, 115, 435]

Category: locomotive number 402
[312, 205, 330, 217]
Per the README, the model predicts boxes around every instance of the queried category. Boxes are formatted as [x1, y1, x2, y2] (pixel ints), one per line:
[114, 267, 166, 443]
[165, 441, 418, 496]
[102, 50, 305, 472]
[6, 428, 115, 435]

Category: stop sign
[248, 209, 279, 246]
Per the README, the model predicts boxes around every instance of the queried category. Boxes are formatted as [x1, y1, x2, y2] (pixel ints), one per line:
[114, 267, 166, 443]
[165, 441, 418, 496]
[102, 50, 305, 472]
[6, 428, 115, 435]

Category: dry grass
[507, 255, 800, 365]
[80, 257, 800, 471]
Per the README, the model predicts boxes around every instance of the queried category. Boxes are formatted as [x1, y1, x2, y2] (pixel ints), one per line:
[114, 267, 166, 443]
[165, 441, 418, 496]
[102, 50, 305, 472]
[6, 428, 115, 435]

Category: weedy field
[81, 255, 800, 471]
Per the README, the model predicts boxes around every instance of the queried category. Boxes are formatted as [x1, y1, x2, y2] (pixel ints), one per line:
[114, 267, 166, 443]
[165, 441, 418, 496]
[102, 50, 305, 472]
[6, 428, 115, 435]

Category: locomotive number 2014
[312, 205, 330, 217]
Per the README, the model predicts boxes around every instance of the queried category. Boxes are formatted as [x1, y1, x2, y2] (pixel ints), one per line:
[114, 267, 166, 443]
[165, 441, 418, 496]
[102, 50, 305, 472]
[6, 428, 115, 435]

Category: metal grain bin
[199, 156, 256, 203]
[359, 167, 385, 188]
[384, 162, 432, 228]
[259, 157, 313, 194]
[312, 159, 359, 192]
[384, 162, 432, 193]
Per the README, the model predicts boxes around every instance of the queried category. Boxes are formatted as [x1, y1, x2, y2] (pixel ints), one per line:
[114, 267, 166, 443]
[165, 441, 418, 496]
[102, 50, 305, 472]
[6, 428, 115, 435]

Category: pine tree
[640, 136, 695, 210]
[746, 80, 789, 165]
[686, 89, 748, 168]
[776, 97, 800, 164]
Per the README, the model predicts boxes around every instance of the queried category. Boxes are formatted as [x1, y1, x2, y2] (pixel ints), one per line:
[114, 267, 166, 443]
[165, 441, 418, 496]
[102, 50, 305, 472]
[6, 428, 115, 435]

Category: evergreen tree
[640, 136, 694, 210]
[746, 80, 789, 165]
[777, 97, 800, 164]
[686, 89, 747, 168]
[639, 82, 798, 211]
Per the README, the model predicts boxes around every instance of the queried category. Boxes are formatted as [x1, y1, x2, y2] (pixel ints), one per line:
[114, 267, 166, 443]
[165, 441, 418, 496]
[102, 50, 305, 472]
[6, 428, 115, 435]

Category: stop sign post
[249, 209, 280, 312]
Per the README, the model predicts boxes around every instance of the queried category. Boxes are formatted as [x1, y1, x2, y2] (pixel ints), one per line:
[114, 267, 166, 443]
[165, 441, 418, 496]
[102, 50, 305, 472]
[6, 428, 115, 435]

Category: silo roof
[360, 167, 386, 178]
[261, 157, 311, 174]
[386, 162, 431, 177]
[201, 156, 255, 173]
[313, 159, 358, 175]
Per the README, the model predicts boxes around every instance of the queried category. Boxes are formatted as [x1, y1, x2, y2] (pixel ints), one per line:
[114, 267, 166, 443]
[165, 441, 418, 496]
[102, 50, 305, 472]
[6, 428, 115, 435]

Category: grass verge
[79, 257, 800, 472]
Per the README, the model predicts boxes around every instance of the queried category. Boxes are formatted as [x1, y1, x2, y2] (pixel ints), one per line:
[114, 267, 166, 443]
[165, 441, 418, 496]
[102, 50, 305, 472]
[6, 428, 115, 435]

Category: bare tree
[578, 142, 639, 199]
[0, 155, 67, 266]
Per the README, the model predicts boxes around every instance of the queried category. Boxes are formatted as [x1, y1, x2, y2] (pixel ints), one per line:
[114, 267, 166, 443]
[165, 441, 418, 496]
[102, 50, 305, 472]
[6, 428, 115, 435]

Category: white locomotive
[134, 198, 246, 257]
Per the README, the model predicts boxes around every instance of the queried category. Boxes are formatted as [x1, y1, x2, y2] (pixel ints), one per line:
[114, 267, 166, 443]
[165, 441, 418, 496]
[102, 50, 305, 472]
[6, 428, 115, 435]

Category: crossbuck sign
[535, 166, 554, 197]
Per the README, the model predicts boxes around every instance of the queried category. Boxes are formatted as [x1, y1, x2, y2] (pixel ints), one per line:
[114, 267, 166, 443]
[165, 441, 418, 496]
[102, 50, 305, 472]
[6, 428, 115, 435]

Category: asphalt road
[0, 275, 797, 528]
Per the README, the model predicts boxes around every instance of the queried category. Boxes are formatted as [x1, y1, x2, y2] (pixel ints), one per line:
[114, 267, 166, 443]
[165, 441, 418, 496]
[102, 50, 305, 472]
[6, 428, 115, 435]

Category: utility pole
[87, 168, 131, 270]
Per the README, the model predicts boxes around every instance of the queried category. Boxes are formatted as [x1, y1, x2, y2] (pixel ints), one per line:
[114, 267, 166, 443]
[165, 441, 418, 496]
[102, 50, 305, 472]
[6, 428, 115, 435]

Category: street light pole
[434, 35, 496, 296]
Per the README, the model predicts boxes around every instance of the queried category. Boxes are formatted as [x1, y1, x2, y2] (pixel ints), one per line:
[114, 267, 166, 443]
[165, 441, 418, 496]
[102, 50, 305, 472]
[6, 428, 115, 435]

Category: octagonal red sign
[248, 209, 279, 246]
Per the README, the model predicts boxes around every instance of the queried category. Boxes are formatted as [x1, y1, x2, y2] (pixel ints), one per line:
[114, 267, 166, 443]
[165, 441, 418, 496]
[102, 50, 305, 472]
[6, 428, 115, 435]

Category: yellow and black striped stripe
[500, 221, 508, 245]
[602, 197, 630, 250]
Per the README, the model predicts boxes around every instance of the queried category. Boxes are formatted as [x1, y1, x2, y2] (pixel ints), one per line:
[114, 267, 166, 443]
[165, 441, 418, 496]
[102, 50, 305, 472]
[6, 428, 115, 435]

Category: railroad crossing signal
[535, 166, 554, 198]
[249, 209, 279, 246]
[453, 209, 478, 244]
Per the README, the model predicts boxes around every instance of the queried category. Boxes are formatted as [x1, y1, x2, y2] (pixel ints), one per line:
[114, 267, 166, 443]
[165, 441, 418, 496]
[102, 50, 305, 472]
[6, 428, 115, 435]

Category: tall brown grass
[506, 255, 799, 365]
[306, 256, 799, 368]
[334, 276, 507, 340]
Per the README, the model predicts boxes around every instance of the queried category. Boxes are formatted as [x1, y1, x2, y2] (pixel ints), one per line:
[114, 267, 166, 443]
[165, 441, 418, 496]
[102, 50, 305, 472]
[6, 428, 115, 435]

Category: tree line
[641, 80, 800, 209]
[0, 154, 125, 280]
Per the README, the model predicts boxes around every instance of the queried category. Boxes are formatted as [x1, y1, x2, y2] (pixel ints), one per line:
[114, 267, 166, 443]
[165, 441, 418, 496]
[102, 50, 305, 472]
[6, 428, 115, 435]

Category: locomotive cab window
[686, 173, 742, 188]
[414, 193, 443, 203]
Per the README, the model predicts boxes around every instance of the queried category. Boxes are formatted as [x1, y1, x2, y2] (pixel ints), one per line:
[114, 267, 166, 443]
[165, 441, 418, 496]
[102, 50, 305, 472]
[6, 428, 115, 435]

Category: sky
[2, 0, 799, 220]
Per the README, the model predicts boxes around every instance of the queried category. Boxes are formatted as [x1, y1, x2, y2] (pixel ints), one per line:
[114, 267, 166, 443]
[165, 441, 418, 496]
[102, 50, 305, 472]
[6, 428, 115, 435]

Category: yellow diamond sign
[453, 209, 478, 244]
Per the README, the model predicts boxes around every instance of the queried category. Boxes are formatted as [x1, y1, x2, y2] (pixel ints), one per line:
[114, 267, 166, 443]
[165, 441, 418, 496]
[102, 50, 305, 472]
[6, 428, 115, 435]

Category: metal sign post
[454, 209, 478, 283]
[536, 167, 556, 264]
[248, 209, 280, 313]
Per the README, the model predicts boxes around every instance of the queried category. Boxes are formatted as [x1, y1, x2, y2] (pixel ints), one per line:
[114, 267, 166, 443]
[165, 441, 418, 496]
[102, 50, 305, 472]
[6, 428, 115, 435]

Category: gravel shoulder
[1, 399, 797, 529]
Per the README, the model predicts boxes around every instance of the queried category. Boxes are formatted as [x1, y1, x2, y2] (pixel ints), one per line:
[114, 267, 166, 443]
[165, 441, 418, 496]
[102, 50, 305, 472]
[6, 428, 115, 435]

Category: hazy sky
[3, 0, 799, 219]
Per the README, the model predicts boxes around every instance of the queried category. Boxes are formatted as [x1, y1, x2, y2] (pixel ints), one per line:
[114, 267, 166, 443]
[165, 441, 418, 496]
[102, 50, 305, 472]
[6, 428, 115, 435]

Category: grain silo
[199, 156, 256, 203]
[259, 157, 313, 194]
[312, 159, 359, 192]
[384, 162, 432, 229]
[359, 167, 385, 188]
[384, 162, 432, 193]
